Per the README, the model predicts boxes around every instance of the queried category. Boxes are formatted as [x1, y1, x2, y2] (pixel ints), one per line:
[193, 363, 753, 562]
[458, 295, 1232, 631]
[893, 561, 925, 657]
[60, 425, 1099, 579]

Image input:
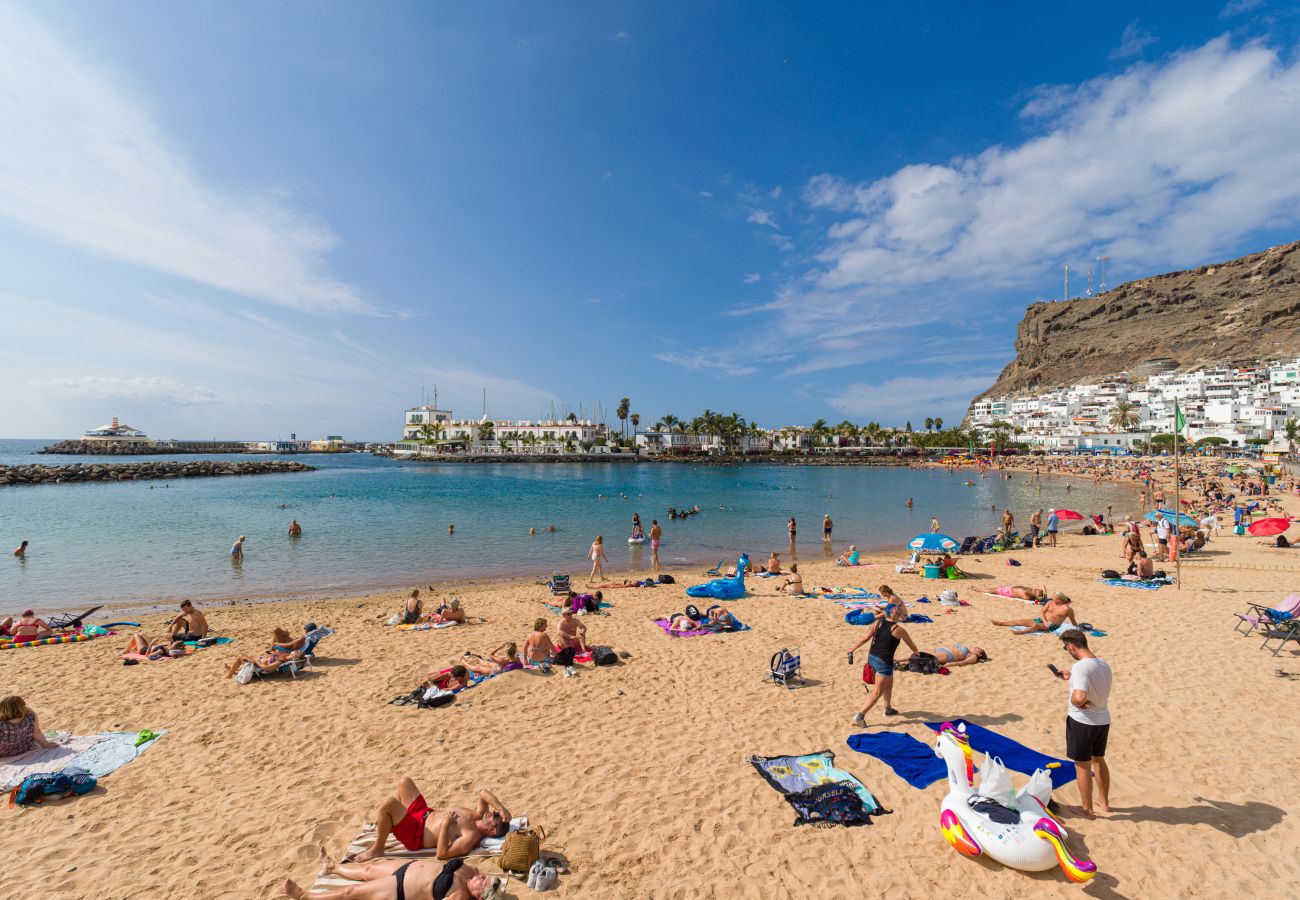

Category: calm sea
[0, 439, 1137, 611]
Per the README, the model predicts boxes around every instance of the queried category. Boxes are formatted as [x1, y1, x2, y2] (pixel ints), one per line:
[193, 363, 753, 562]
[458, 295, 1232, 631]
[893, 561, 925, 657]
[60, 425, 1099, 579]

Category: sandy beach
[3, 479, 1300, 899]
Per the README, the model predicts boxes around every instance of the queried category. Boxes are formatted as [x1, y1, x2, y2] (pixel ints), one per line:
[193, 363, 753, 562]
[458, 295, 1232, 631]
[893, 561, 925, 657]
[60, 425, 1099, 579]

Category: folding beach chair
[298, 627, 335, 666]
[548, 574, 570, 597]
[44, 606, 103, 632]
[705, 559, 724, 576]
[765, 647, 804, 689]
[1261, 619, 1300, 657]
[1233, 594, 1300, 636]
[957, 536, 978, 555]
[1018, 535, 1034, 550]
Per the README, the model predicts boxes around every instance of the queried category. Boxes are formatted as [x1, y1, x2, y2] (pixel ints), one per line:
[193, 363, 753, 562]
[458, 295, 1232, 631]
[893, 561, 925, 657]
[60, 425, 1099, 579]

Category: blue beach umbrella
[1144, 509, 1197, 527]
[908, 533, 960, 552]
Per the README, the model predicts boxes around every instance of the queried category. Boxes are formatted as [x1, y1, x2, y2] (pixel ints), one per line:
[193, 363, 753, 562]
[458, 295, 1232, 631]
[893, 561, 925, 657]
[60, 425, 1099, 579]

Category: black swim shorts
[1065, 717, 1110, 762]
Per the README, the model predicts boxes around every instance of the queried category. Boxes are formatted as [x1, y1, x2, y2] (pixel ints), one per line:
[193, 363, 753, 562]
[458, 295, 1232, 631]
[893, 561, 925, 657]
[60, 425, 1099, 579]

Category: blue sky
[3, 1, 1300, 440]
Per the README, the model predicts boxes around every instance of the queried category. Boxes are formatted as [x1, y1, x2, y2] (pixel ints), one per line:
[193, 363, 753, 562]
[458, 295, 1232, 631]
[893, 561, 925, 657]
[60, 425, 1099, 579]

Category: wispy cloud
[826, 372, 998, 423]
[746, 209, 778, 228]
[655, 351, 759, 378]
[32, 375, 219, 405]
[611, 29, 630, 42]
[1220, 0, 1265, 17]
[1109, 21, 1156, 61]
[742, 273, 762, 284]
[0, 6, 368, 315]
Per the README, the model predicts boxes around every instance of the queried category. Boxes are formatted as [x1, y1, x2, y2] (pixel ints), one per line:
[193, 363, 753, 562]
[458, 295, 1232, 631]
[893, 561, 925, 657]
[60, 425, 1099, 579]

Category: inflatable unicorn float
[933, 722, 1096, 883]
[686, 554, 749, 600]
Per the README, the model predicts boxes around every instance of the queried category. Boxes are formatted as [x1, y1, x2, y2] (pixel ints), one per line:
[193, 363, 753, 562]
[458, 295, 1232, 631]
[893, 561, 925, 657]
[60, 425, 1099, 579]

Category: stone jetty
[0, 460, 315, 486]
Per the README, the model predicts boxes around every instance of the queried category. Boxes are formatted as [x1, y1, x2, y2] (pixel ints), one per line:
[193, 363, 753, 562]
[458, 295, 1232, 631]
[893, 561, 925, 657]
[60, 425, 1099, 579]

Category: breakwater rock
[40, 440, 250, 455]
[0, 460, 315, 486]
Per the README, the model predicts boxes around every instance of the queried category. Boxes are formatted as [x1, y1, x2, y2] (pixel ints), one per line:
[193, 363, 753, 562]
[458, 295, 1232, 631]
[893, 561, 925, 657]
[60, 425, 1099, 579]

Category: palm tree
[630, 412, 641, 436]
[835, 420, 858, 447]
[934, 417, 944, 432]
[924, 417, 934, 432]
[1109, 401, 1139, 431]
[477, 420, 495, 443]
[566, 412, 578, 423]
[659, 413, 682, 433]
[808, 418, 830, 449]
[418, 421, 435, 445]
[616, 397, 631, 438]
[1287, 417, 1299, 453]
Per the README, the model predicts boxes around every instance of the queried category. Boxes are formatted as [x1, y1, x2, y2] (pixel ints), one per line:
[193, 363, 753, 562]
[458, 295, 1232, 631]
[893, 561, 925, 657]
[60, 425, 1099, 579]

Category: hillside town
[967, 356, 1300, 453]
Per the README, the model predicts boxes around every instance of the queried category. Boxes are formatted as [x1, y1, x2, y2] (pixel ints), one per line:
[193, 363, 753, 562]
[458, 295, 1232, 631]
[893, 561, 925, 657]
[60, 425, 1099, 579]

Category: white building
[395, 406, 610, 456]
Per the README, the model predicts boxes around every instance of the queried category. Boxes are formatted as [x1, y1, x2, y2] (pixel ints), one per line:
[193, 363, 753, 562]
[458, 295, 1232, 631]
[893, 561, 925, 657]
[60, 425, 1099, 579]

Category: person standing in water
[288, 520, 302, 537]
[587, 535, 608, 584]
[13, 540, 28, 558]
[906, 498, 913, 508]
[930, 515, 940, 533]
[787, 518, 797, 542]
[230, 535, 246, 560]
[822, 515, 833, 542]
[649, 520, 662, 571]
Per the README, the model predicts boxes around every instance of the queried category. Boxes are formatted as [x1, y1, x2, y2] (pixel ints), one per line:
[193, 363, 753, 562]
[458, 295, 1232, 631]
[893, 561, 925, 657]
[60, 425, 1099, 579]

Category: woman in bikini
[587, 535, 608, 584]
[463, 642, 523, 676]
[924, 644, 988, 667]
[989, 585, 1047, 602]
[401, 589, 423, 625]
[779, 563, 804, 594]
[6, 610, 52, 644]
[524, 618, 556, 668]
[285, 846, 504, 900]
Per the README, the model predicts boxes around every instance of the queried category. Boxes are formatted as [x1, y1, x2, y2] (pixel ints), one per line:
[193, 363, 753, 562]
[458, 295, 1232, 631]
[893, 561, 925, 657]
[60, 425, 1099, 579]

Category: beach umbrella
[1144, 509, 1197, 527]
[907, 533, 960, 552]
[1054, 509, 1085, 521]
[1225, 466, 1241, 474]
[1247, 518, 1292, 537]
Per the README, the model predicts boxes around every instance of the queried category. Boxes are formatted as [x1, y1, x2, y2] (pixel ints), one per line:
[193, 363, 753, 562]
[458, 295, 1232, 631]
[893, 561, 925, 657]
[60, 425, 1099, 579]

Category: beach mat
[325, 815, 528, 870]
[923, 720, 1075, 789]
[544, 601, 613, 614]
[846, 731, 951, 789]
[0, 730, 164, 790]
[653, 617, 749, 637]
[750, 750, 883, 826]
[0, 633, 96, 651]
[1099, 578, 1170, 590]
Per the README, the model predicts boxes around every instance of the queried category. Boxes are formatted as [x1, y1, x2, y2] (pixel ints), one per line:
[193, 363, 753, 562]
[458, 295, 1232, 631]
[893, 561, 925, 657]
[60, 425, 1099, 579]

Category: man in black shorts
[1056, 629, 1112, 818]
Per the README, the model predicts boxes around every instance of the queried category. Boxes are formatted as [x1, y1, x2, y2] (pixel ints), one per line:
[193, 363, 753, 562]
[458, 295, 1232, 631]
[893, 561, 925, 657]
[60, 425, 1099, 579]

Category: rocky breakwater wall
[0, 460, 315, 487]
[39, 440, 248, 455]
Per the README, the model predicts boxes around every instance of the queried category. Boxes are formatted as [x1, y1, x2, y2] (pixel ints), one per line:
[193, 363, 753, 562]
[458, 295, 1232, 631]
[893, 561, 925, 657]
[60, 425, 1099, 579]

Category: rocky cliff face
[972, 240, 1300, 404]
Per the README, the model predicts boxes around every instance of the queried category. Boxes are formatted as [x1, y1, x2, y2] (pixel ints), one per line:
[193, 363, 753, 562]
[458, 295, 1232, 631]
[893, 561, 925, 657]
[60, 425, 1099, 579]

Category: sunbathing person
[169, 600, 209, 641]
[837, 545, 861, 566]
[121, 632, 183, 660]
[524, 618, 556, 668]
[401, 589, 423, 625]
[426, 598, 466, 625]
[779, 563, 804, 594]
[556, 608, 588, 653]
[350, 780, 512, 863]
[992, 593, 1077, 634]
[988, 585, 1047, 602]
[924, 644, 989, 667]
[706, 606, 738, 629]
[6, 610, 53, 643]
[463, 642, 524, 676]
[662, 612, 702, 633]
[225, 648, 301, 678]
[286, 848, 504, 900]
[420, 664, 471, 691]
[765, 552, 783, 574]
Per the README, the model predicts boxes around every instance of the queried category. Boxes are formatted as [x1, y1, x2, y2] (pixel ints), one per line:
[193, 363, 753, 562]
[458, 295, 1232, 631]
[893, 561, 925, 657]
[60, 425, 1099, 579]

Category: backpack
[657, 573, 675, 584]
[591, 646, 617, 666]
[684, 604, 702, 620]
[1082, 525, 1097, 536]
[9, 768, 97, 807]
[907, 652, 939, 674]
[1101, 569, 1121, 580]
[553, 647, 577, 667]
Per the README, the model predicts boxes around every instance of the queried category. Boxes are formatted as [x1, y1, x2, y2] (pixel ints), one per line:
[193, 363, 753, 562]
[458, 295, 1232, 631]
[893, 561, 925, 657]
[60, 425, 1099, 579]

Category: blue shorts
[867, 653, 894, 678]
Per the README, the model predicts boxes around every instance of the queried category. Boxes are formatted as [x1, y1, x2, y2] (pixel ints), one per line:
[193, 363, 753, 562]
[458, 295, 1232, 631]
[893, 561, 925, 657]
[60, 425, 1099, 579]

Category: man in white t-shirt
[1153, 513, 1170, 562]
[1056, 629, 1112, 817]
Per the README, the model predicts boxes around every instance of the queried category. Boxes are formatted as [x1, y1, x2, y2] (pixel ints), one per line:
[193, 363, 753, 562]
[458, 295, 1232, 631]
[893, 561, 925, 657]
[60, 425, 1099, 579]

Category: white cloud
[1110, 21, 1156, 61]
[798, 37, 1300, 309]
[747, 209, 778, 228]
[0, 6, 368, 315]
[611, 29, 630, 42]
[699, 191, 714, 198]
[743, 273, 761, 284]
[32, 375, 219, 405]
[655, 351, 759, 378]
[1220, 0, 1265, 17]
[826, 373, 998, 423]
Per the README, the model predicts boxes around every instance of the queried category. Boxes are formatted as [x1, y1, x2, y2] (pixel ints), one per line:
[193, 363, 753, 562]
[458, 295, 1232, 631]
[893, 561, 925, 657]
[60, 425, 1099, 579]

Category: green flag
[1175, 403, 1185, 433]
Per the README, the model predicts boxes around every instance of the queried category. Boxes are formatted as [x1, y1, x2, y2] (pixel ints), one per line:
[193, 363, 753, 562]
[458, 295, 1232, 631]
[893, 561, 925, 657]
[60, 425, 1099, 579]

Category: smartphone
[1047, 663, 1062, 678]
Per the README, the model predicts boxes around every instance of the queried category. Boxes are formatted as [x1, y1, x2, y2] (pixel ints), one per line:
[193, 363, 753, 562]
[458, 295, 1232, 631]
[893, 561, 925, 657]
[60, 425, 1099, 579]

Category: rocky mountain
[971, 240, 1300, 406]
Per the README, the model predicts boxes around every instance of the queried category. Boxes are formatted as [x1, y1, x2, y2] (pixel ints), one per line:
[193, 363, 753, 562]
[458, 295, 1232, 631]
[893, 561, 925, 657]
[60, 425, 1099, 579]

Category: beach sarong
[750, 750, 883, 826]
[653, 617, 748, 637]
[846, 731, 951, 789]
[0, 731, 163, 790]
[923, 720, 1075, 789]
[822, 590, 882, 600]
[332, 815, 528, 868]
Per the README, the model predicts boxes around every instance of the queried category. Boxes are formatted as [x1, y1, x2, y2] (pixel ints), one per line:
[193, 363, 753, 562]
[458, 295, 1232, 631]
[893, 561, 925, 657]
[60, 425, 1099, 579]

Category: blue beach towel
[823, 591, 882, 600]
[845, 609, 877, 626]
[923, 720, 1075, 789]
[846, 731, 950, 789]
[1099, 578, 1169, 590]
[905, 614, 933, 624]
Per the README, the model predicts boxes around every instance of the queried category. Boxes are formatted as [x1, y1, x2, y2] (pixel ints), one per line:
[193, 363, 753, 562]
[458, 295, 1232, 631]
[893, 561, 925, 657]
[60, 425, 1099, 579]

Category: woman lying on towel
[121, 632, 185, 661]
[922, 644, 988, 667]
[463, 643, 524, 676]
[285, 845, 504, 900]
[224, 648, 302, 678]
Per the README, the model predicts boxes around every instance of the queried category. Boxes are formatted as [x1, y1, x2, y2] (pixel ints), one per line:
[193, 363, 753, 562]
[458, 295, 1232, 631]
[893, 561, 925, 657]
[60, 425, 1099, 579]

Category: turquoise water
[0, 439, 1137, 611]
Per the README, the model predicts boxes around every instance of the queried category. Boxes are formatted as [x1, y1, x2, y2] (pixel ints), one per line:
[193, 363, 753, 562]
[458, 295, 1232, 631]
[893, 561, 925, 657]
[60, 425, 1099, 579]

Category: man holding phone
[1054, 629, 1112, 818]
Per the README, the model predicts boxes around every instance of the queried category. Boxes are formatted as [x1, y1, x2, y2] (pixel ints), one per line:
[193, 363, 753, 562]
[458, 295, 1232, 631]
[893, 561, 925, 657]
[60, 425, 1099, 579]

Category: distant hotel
[83, 416, 151, 444]
[394, 405, 610, 456]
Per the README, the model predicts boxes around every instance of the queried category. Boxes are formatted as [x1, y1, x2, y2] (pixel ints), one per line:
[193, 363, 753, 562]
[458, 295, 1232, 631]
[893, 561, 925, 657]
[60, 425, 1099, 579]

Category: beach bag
[591, 646, 617, 666]
[387, 613, 402, 626]
[419, 687, 455, 708]
[1234, 524, 1246, 535]
[553, 647, 576, 667]
[907, 652, 939, 674]
[657, 574, 675, 584]
[861, 661, 875, 685]
[234, 662, 257, 685]
[976, 756, 1015, 808]
[1101, 569, 1121, 580]
[500, 825, 544, 874]
[684, 604, 702, 620]
[9, 767, 96, 807]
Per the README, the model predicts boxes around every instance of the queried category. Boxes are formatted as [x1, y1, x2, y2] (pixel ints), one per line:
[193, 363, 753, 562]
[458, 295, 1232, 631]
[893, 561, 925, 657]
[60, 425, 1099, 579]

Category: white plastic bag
[387, 613, 401, 626]
[977, 755, 1015, 807]
[234, 662, 256, 685]
[422, 686, 453, 703]
[1017, 767, 1054, 809]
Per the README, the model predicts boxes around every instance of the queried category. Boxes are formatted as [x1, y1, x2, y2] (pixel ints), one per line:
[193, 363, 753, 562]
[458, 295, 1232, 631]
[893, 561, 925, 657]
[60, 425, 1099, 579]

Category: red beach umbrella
[1247, 518, 1292, 537]
[1055, 509, 1085, 521]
